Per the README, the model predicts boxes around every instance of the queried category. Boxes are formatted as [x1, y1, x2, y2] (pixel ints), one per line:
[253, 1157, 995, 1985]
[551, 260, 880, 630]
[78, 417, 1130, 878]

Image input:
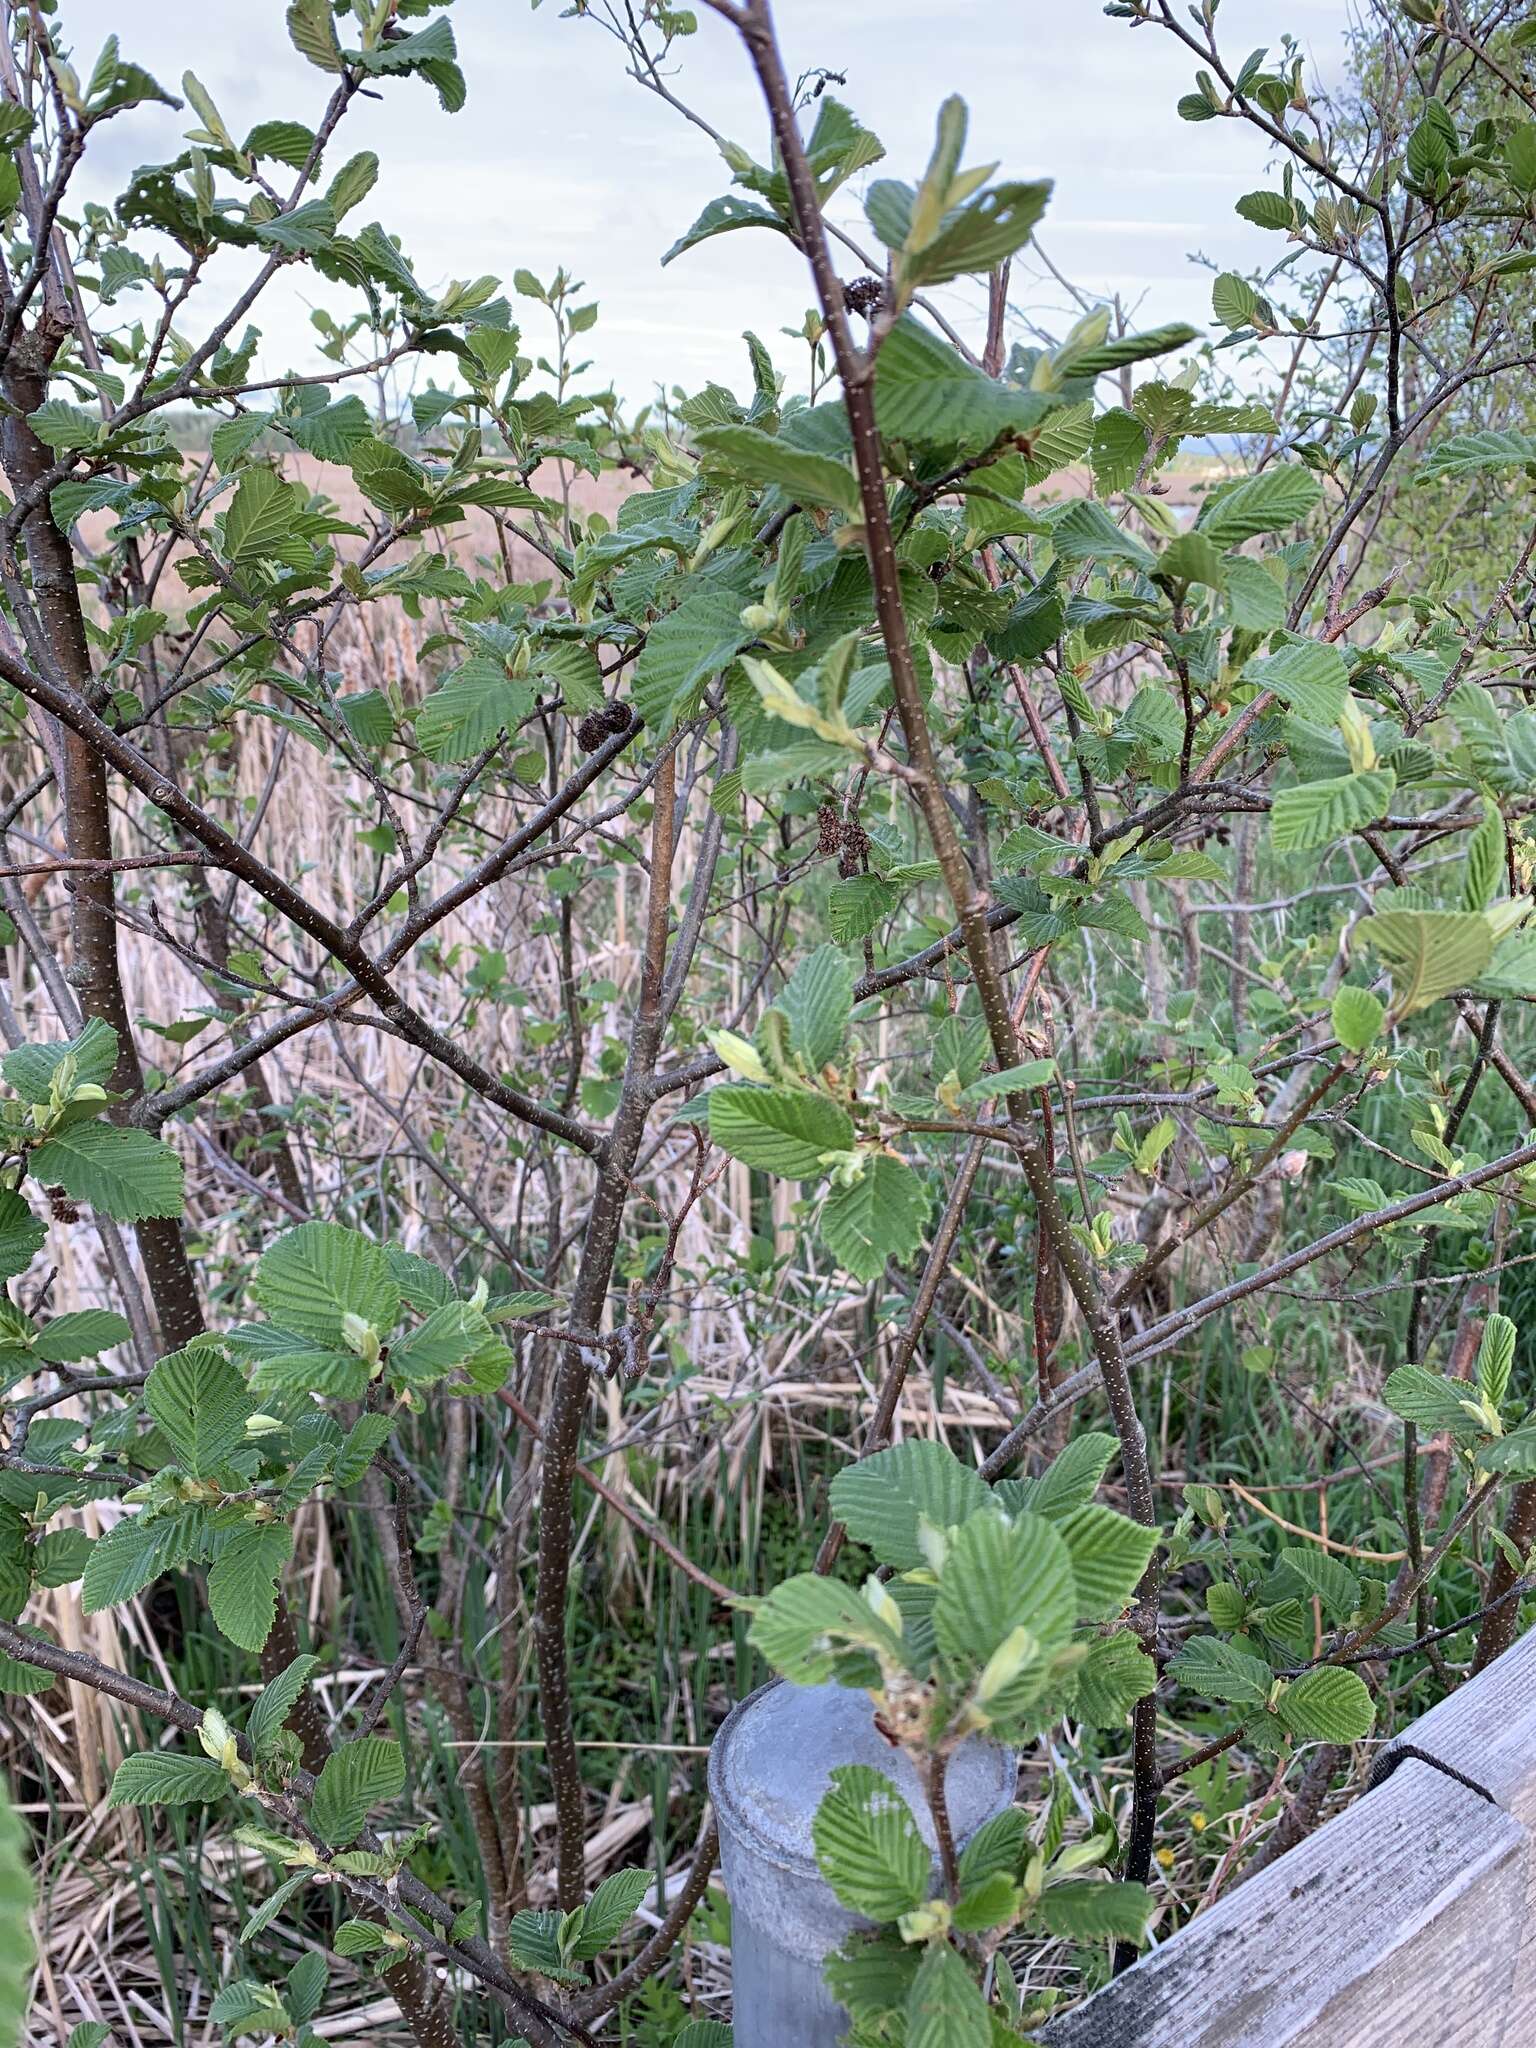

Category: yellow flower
[1155, 1847, 1176, 1870]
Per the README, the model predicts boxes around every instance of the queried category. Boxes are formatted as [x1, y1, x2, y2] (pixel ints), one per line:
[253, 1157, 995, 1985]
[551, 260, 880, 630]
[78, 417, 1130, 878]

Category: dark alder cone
[576, 700, 633, 752]
[817, 801, 843, 855]
[842, 275, 884, 319]
[838, 820, 871, 879]
[45, 1186, 80, 1224]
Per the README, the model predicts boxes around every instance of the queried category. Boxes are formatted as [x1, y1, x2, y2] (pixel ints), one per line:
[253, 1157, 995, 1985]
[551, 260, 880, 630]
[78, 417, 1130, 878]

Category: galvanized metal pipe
[710, 1679, 1017, 2044]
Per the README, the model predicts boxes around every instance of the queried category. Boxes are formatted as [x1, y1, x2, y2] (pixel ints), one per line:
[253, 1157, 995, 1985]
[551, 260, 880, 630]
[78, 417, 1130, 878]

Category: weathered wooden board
[1040, 1753, 1529, 2048]
[1371, 1626, 1536, 2039]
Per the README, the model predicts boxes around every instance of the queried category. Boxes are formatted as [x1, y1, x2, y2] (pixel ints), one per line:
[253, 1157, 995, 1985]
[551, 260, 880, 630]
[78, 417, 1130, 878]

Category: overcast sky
[58, 0, 1352, 406]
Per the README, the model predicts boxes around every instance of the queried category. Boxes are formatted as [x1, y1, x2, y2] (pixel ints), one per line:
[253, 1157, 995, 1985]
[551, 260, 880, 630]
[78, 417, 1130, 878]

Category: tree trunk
[1, 340, 204, 1348]
[1471, 1480, 1536, 1675]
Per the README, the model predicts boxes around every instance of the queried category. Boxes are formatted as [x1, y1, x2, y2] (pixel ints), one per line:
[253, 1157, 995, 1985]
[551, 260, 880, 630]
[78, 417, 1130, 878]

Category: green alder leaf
[144, 1345, 253, 1477]
[1038, 1879, 1153, 1945]
[349, 435, 432, 513]
[956, 1808, 1028, 1889]
[567, 517, 696, 607]
[207, 1980, 285, 2033]
[673, 2025, 733, 2048]
[812, 1764, 930, 1919]
[242, 117, 316, 168]
[1235, 189, 1297, 229]
[1224, 555, 1288, 630]
[531, 640, 603, 713]
[959, 1057, 1058, 1101]
[632, 590, 751, 738]
[0, 1628, 59, 1695]
[387, 1301, 497, 1388]
[1415, 429, 1536, 485]
[748, 1572, 907, 1686]
[326, 150, 379, 220]
[1269, 769, 1396, 853]
[910, 179, 1052, 288]
[706, 1085, 854, 1179]
[1275, 1666, 1374, 1743]
[1211, 272, 1258, 329]
[333, 1413, 396, 1488]
[903, 94, 969, 255]
[248, 1346, 370, 1401]
[777, 945, 855, 1069]
[875, 316, 1047, 452]
[1088, 407, 1147, 493]
[0, 1192, 44, 1283]
[905, 1941, 990, 2048]
[828, 1440, 990, 1570]
[1207, 1583, 1247, 1631]
[222, 467, 306, 564]
[208, 1523, 293, 1653]
[29, 1121, 184, 1221]
[951, 1869, 1020, 1933]
[1048, 497, 1156, 572]
[1360, 908, 1494, 1016]
[240, 1868, 313, 1943]
[1478, 1427, 1536, 1476]
[253, 1222, 400, 1346]
[289, 1952, 325, 2030]
[1244, 640, 1349, 726]
[820, 1153, 930, 1281]
[31, 1308, 131, 1363]
[693, 423, 860, 516]
[1382, 1362, 1484, 1439]
[32, 1530, 89, 1589]
[1275, 1546, 1359, 1619]
[2, 1016, 118, 1104]
[829, 874, 901, 942]
[1154, 531, 1227, 590]
[355, 16, 465, 112]
[310, 1736, 407, 1847]
[415, 656, 534, 763]
[1071, 1631, 1155, 1726]
[1066, 321, 1198, 377]
[934, 1511, 1075, 1703]
[1478, 1313, 1517, 1411]
[81, 1507, 207, 1612]
[1331, 985, 1384, 1054]
[569, 1866, 653, 1959]
[210, 412, 269, 471]
[286, 395, 371, 462]
[108, 1751, 230, 1808]
[25, 399, 98, 451]
[993, 1433, 1117, 1521]
[508, 1909, 578, 1981]
[286, 0, 343, 72]
[1168, 1635, 1273, 1707]
[662, 192, 792, 266]
[247, 1653, 321, 1757]
[1056, 1505, 1157, 1619]
[1462, 801, 1505, 913]
[1195, 465, 1322, 548]
[333, 1919, 389, 1956]
[338, 688, 393, 748]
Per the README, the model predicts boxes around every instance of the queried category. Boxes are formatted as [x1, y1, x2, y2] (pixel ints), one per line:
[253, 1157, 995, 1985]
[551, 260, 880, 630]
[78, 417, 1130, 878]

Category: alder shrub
[2, 0, 1536, 2040]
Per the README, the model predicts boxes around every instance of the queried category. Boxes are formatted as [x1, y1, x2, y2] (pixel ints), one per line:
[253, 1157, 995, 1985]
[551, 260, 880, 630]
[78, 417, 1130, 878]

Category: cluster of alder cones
[818, 800, 871, 878]
[575, 699, 635, 752]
